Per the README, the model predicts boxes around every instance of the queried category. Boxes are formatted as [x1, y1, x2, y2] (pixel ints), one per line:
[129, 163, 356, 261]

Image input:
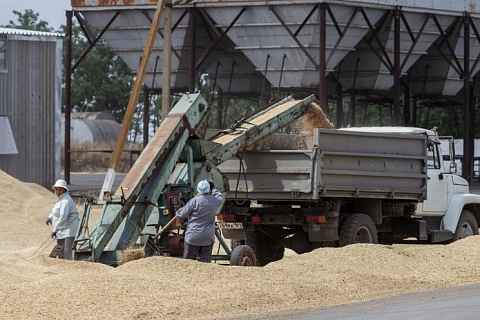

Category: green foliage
[61, 22, 133, 122]
[1, 9, 54, 32]
[70, 38, 133, 122]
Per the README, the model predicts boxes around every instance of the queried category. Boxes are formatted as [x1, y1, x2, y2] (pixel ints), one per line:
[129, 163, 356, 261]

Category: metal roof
[71, 0, 480, 15]
[0, 27, 64, 37]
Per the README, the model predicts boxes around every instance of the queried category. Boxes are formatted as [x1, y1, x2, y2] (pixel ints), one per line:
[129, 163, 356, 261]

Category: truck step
[430, 230, 453, 243]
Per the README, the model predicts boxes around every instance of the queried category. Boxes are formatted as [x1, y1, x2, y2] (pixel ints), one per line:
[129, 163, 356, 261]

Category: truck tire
[246, 229, 284, 266]
[383, 203, 404, 217]
[230, 245, 257, 266]
[453, 210, 479, 241]
[230, 239, 245, 251]
[339, 213, 378, 246]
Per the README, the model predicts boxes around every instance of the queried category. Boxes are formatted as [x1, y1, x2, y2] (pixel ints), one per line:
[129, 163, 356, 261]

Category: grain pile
[3, 170, 480, 319]
[248, 101, 334, 150]
[294, 101, 334, 133]
[291, 101, 334, 148]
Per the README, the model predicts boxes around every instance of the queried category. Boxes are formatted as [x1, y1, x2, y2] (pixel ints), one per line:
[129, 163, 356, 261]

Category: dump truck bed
[218, 128, 428, 202]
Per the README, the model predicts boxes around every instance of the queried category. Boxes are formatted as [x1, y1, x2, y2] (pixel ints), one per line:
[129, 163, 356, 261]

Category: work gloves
[50, 231, 57, 239]
[209, 181, 215, 190]
[45, 217, 52, 225]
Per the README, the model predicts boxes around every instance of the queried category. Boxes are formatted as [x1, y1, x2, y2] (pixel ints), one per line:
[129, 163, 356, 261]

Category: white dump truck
[218, 127, 480, 266]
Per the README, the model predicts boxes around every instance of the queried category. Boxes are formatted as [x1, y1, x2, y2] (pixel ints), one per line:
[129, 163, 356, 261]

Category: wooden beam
[100, 0, 167, 198]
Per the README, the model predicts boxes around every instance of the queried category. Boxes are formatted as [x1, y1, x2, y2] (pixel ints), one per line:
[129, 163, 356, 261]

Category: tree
[68, 27, 133, 122]
[2, 9, 54, 32]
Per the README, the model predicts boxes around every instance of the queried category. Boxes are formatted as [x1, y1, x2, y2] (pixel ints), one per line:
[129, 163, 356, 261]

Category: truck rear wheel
[246, 229, 284, 266]
[230, 239, 245, 251]
[339, 213, 378, 246]
[454, 210, 479, 241]
[230, 245, 257, 266]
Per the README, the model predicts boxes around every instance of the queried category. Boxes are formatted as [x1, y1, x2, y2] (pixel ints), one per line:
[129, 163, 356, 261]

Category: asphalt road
[258, 284, 480, 320]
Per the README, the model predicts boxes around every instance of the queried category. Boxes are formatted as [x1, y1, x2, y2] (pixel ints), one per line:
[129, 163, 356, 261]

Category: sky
[0, 0, 71, 29]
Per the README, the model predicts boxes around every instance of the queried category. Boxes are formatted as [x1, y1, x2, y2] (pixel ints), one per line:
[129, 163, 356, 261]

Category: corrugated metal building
[0, 28, 63, 189]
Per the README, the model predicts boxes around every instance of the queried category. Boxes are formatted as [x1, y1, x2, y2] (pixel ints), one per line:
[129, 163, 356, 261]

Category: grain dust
[2, 169, 480, 319]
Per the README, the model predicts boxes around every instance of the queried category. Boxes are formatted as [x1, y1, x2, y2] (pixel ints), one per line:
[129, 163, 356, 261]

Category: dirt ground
[2, 169, 480, 319]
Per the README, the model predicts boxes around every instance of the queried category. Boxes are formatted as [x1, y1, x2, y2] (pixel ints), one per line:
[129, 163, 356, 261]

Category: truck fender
[442, 193, 480, 232]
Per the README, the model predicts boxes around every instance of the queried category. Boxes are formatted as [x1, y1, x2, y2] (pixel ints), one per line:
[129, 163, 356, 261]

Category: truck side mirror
[439, 136, 457, 174]
[449, 161, 457, 173]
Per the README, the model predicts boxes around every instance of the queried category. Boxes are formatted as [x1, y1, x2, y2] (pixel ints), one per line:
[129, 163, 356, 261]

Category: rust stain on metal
[71, 0, 159, 7]
[470, 2, 478, 12]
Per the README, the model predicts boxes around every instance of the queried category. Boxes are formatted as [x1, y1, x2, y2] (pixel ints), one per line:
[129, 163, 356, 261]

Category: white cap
[52, 179, 69, 192]
[197, 180, 210, 194]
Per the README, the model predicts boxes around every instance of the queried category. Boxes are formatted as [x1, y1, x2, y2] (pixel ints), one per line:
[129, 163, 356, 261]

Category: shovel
[144, 217, 178, 257]
[47, 222, 63, 258]
[154, 217, 177, 238]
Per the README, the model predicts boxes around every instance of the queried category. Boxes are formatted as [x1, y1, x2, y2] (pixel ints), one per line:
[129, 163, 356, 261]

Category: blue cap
[197, 180, 210, 194]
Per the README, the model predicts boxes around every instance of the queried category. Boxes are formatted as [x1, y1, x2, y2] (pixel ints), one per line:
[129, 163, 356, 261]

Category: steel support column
[336, 80, 344, 128]
[64, 11, 73, 184]
[143, 85, 150, 148]
[188, 7, 196, 92]
[403, 83, 410, 126]
[162, 0, 173, 120]
[393, 9, 401, 125]
[463, 16, 473, 181]
[319, 3, 327, 112]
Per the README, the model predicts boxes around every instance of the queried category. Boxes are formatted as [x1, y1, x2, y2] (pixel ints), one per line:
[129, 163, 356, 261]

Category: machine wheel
[246, 229, 284, 266]
[339, 213, 378, 246]
[230, 245, 257, 266]
[453, 210, 479, 241]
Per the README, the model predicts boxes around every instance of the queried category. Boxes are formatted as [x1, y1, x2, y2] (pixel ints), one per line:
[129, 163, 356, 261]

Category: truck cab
[340, 127, 480, 243]
[416, 134, 467, 215]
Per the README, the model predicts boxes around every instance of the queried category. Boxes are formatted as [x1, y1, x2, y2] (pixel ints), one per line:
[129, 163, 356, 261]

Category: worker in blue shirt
[175, 180, 224, 262]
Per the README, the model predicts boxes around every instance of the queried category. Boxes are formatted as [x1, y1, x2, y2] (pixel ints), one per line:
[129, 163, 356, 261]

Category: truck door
[418, 143, 448, 214]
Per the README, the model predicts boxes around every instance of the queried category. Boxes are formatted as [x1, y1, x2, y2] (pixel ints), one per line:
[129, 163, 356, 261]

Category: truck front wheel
[454, 210, 479, 241]
[339, 213, 378, 246]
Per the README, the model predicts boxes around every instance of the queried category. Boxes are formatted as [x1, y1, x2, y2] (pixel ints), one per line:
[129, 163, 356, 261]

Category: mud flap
[393, 219, 428, 240]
